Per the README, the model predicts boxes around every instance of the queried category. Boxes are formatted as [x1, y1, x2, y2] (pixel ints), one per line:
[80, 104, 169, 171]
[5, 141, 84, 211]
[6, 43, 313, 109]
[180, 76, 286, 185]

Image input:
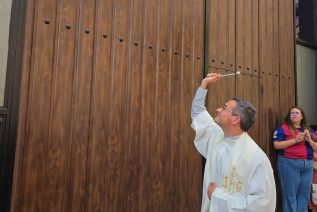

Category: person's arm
[209, 154, 276, 211]
[304, 129, 317, 152]
[191, 87, 208, 120]
[191, 73, 223, 158]
[272, 127, 305, 150]
[273, 137, 301, 149]
[191, 73, 222, 120]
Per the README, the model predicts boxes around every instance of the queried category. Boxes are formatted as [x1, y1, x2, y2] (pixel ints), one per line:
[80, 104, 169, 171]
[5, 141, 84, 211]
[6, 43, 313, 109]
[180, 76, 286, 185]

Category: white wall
[296, 44, 317, 125]
[0, 0, 12, 106]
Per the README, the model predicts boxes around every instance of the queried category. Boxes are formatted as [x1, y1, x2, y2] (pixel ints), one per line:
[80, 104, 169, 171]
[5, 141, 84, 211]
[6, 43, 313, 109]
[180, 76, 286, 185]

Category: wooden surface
[11, 0, 204, 211]
[206, 0, 295, 159]
[11, 0, 294, 211]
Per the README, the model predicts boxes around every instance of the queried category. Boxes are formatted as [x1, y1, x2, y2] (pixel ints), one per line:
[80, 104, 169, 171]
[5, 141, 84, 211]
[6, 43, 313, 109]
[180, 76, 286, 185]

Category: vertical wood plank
[235, 0, 244, 75]
[105, 0, 130, 211]
[87, 0, 114, 211]
[206, 0, 218, 68]
[168, 0, 183, 210]
[120, 0, 144, 210]
[236, 0, 247, 101]
[88, 0, 114, 211]
[42, 0, 79, 211]
[279, 0, 295, 116]
[259, 0, 268, 151]
[190, 0, 205, 210]
[18, 0, 58, 211]
[226, 0, 236, 99]
[248, 0, 260, 143]
[193, 0, 204, 88]
[152, 0, 171, 209]
[181, 0, 199, 210]
[217, 0, 228, 70]
[252, 0, 259, 76]
[228, 0, 236, 73]
[65, 0, 96, 211]
[140, 0, 158, 211]
[219, 0, 236, 101]
[206, 0, 222, 115]
[244, 0, 252, 75]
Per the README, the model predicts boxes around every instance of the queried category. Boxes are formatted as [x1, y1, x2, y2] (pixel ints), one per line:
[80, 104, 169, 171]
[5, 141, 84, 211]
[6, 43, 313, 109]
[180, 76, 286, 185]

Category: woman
[273, 107, 317, 212]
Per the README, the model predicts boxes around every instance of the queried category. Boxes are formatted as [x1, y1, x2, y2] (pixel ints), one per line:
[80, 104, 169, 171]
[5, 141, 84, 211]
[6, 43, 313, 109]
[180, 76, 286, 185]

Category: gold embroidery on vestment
[221, 166, 243, 194]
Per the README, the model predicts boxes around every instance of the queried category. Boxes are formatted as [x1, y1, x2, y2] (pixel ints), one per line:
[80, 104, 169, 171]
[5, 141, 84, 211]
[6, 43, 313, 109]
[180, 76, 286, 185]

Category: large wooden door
[11, 0, 295, 211]
[11, 0, 204, 211]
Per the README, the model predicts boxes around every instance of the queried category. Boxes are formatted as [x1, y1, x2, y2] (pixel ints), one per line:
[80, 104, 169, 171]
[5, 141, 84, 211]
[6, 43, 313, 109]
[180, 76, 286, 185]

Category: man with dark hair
[191, 73, 276, 212]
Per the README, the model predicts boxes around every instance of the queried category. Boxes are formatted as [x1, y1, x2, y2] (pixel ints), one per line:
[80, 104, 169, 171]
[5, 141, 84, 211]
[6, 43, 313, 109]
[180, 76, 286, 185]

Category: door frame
[0, 0, 27, 211]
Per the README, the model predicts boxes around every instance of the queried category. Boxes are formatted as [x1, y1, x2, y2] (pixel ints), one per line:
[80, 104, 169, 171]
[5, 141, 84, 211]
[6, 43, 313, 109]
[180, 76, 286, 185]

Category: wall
[296, 44, 317, 125]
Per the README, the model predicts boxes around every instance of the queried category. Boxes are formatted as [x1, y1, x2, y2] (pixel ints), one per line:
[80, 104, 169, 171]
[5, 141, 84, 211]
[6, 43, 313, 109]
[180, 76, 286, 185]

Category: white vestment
[192, 111, 276, 212]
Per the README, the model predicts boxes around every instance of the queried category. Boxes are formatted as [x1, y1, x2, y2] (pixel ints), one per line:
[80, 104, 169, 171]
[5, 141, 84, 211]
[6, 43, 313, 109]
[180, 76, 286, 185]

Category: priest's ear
[231, 115, 240, 126]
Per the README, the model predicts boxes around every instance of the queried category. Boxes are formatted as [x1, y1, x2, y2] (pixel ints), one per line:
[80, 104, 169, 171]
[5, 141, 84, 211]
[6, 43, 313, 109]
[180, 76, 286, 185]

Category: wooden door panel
[12, 0, 204, 211]
[18, 1, 58, 211]
[42, 0, 80, 211]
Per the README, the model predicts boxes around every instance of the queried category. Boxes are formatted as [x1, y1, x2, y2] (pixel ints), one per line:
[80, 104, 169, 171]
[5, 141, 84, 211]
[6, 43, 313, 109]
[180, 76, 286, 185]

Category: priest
[191, 72, 276, 212]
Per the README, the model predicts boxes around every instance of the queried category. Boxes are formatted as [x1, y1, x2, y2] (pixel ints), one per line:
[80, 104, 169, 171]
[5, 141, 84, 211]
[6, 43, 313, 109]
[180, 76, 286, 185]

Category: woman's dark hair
[284, 107, 309, 133]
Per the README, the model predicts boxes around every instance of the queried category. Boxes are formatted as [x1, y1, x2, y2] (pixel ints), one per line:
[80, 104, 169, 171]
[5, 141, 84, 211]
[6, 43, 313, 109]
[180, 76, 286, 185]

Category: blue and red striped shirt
[273, 123, 317, 160]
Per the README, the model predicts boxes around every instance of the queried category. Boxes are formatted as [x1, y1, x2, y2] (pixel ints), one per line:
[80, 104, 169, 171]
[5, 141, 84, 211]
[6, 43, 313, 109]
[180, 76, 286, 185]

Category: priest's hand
[200, 73, 222, 89]
[207, 182, 217, 200]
